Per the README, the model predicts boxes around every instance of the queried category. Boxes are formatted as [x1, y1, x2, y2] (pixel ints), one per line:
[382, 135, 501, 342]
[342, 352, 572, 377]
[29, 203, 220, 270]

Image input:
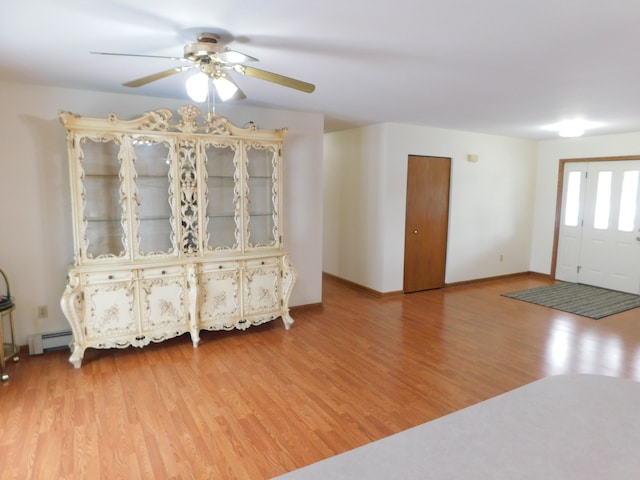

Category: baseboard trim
[323, 271, 551, 297]
[322, 272, 402, 298]
[290, 302, 323, 314]
[445, 271, 551, 288]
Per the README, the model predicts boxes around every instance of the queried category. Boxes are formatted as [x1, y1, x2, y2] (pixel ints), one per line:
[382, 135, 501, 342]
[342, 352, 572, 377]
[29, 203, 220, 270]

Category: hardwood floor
[2, 273, 640, 479]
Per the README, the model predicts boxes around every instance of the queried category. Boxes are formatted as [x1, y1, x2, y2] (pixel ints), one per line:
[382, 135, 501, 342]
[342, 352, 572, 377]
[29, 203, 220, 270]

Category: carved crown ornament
[59, 105, 287, 139]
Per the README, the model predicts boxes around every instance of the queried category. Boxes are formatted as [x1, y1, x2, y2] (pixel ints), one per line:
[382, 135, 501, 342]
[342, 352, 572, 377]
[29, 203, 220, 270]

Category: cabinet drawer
[245, 256, 280, 269]
[81, 270, 134, 284]
[139, 265, 184, 279]
[200, 261, 240, 273]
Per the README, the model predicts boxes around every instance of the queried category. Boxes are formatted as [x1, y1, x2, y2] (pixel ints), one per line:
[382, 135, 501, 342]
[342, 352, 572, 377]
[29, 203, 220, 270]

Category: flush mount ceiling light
[543, 118, 602, 137]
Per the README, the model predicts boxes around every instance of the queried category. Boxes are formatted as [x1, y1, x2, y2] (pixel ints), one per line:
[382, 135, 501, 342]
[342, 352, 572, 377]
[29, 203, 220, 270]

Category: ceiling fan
[92, 32, 315, 102]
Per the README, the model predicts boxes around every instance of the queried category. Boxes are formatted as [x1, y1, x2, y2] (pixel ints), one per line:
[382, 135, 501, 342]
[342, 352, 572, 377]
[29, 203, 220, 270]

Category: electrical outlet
[37, 305, 48, 319]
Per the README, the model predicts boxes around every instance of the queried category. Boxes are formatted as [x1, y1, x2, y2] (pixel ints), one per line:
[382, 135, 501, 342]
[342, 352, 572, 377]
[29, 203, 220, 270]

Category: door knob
[413, 230, 419, 234]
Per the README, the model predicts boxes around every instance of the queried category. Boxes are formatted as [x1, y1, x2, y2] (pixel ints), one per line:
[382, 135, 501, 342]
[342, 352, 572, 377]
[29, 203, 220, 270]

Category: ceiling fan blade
[123, 66, 193, 87]
[231, 65, 315, 93]
[91, 51, 186, 62]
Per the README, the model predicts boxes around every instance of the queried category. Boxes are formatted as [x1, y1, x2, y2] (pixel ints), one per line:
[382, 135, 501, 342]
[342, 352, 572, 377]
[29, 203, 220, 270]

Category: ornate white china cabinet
[59, 105, 296, 368]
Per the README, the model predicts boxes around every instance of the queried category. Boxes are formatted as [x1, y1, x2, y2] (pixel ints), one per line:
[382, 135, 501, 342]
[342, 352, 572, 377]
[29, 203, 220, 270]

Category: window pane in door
[593, 171, 612, 230]
[564, 171, 582, 227]
[618, 170, 639, 232]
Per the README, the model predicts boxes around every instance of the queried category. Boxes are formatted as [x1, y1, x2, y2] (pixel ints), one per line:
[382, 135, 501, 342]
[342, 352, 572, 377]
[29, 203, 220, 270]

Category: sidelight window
[618, 170, 639, 232]
[593, 171, 612, 230]
[564, 171, 582, 227]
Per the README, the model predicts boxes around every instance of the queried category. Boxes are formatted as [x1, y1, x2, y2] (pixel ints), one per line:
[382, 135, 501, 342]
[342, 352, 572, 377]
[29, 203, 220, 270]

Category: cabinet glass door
[246, 145, 278, 248]
[132, 138, 175, 256]
[203, 142, 239, 250]
[79, 137, 126, 259]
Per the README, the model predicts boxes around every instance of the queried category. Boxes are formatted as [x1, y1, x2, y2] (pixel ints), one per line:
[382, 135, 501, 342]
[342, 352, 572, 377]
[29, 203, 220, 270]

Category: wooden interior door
[403, 155, 451, 293]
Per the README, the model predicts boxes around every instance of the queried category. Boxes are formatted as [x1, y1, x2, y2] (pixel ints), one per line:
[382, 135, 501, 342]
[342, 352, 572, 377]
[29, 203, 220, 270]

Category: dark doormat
[502, 282, 640, 319]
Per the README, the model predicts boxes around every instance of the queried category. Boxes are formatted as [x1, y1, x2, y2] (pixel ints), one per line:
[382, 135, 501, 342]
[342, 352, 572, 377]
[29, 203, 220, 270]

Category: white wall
[0, 80, 323, 345]
[530, 132, 640, 274]
[323, 125, 387, 288]
[324, 122, 538, 292]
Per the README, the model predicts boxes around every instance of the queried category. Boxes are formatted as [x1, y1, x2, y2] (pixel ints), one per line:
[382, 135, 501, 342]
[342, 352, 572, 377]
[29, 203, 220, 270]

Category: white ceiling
[2, 0, 640, 138]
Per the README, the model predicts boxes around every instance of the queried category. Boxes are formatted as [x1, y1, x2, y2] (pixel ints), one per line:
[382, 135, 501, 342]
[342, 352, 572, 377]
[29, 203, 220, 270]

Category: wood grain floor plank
[2, 274, 640, 478]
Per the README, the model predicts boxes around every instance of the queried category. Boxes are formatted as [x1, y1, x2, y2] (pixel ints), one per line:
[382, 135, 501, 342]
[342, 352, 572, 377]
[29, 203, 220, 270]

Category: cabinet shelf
[85, 217, 121, 223]
[84, 173, 172, 177]
[86, 216, 172, 222]
[139, 216, 172, 221]
[83, 172, 119, 176]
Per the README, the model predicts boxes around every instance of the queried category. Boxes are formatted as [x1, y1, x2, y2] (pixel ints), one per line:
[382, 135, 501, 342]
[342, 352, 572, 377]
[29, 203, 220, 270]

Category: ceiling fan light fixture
[186, 72, 209, 103]
[109, 32, 314, 100]
[213, 76, 239, 101]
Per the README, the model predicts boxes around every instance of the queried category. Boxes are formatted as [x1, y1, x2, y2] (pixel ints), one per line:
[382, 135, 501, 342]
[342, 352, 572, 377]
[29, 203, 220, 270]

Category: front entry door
[556, 160, 640, 294]
[579, 161, 640, 293]
[403, 155, 451, 293]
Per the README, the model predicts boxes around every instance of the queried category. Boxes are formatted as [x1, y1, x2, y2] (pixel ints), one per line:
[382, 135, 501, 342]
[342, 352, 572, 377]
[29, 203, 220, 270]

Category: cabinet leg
[281, 313, 294, 330]
[190, 331, 201, 348]
[69, 344, 85, 369]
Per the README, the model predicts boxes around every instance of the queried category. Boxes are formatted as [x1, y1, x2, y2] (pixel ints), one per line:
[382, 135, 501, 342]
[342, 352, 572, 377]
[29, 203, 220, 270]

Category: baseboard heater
[28, 330, 73, 355]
